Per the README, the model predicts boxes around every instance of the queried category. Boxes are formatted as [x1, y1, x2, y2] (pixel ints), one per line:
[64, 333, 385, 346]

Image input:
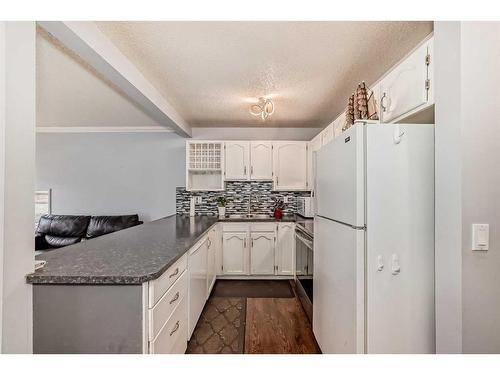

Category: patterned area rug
[186, 297, 246, 354]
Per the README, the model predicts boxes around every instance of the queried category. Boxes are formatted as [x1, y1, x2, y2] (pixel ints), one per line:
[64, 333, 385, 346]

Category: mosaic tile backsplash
[176, 181, 311, 216]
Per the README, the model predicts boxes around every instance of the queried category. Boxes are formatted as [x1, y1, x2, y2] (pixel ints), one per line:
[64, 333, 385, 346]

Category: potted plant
[272, 197, 286, 220]
[216, 196, 227, 218]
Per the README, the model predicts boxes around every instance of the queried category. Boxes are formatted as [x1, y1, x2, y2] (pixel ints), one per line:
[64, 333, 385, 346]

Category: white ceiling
[36, 27, 162, 128]
[95, 21, 433, 128]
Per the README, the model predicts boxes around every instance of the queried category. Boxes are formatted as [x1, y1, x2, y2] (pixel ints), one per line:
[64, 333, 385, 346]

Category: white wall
[435, 21, 500, 353]
[0, 21, 5, 354]
[434, 21, 463, 354]
[192, 127, 321, 141]
[460, 22, 500, 354]
[1, 22, 35, 353]
[36, 132, 185, 222]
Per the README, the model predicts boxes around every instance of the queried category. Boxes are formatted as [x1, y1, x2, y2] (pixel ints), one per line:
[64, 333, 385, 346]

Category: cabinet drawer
[222, 223, 249, 232]
[149, 297, 187, 354]
[149, 254, 187, 308]
[149, 270, 187, 341]
[250, 222, 276, 232]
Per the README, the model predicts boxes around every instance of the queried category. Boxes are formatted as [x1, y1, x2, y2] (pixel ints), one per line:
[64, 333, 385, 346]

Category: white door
[276, 223, 294, 275]
[313, 216, 365, 354]
[206, 228, 217, 297]
[307, 137, 322, 193]
[273, 141, 307, 190]
[225, 141, 250, 180]
[250, 141, 273, 180]
[250, 232, 275, 275]
[365, 124, 435, 353]
[379, 41, 429, 123]
[188, 238, 208, 337]
[222, 232, 248, 275]
[316, 123, 365, 227]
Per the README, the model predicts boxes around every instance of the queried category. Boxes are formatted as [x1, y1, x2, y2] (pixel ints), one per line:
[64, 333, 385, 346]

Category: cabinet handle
[169, 292, 180, 305]
[276, 176, 279, 186]
[380, 92, 387, 112]
[251, 238, 254, 247]
[250, 165, 253, 175]
[169, 321, 180, 336]
[207, 238, 211, 248]
[244, 166, 247, 175]
[169, 268, 179, 279]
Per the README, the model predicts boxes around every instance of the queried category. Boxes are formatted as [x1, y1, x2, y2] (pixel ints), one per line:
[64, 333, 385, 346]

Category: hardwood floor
[186, 280, 320, 354]
[245, 297, 320, 354]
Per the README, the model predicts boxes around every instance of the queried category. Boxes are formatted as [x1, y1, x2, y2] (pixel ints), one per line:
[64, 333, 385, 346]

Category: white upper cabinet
[224, 141, 250, 180]
[307, 135, 322, 192]
[379, 38, 433, 123]
[276, 223, 295, 276]
[321, 123, 334, 146]
[273, 141, 308, 191]
[222, 232, 248, 275]
[250, 232, 276, 275]
[250, 141, 273, 180]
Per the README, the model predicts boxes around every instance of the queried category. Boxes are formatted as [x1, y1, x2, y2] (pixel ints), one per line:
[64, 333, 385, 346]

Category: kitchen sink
[227, 214, 272, 220]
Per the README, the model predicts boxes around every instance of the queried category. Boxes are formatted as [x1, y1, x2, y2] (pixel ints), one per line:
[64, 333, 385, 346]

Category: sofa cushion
[37, 215, 91, 237]
[44, 235, 82, 248]
[86, 215, 140, 239]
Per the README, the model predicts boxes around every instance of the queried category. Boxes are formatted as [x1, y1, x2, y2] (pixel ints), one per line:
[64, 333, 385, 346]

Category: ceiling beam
[38, 21, 191, 138]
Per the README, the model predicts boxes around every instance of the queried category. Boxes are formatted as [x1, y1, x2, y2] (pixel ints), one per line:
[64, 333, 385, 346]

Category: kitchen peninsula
[27, 214, 300, 354]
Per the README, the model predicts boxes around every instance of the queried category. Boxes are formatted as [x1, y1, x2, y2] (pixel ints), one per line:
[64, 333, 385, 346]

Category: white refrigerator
[313, 121, 435, 354]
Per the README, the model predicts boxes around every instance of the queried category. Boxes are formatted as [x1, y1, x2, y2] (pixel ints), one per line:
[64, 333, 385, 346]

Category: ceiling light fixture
[249, 97, 275, 121]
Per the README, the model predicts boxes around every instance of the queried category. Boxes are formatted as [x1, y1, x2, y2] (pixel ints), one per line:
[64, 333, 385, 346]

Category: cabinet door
[250, 141, 273, 180]
[308, 135, 323, 199]
[222, 232, 248, 275]
[206, 228, 217, 297]
[273, 142, 308, 191]
[276, 223, 295, 275]
[379, 41, 429, 123]
[188, 238, 208, 337]
[333, 111, 346, 138]
[321, 123, 334, 146]
[225, 141, 250, 180]
[250, 232, 275, 275]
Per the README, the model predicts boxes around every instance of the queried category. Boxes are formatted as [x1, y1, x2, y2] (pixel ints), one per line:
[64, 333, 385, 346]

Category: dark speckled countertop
[26, 214, 306, 285]
[26, 215, 219, 285]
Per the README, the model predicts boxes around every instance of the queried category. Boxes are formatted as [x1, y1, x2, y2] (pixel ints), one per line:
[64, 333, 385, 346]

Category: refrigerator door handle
[376, 255, 384, 271]
[391, 254, 401, 275]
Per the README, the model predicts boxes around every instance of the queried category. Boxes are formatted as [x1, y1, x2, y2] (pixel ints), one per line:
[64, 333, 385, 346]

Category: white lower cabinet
[222, 232, 248, 275]
[207, 227, 217, 296]
[276, 223, 295, 275]
[250, 232, 276, 275]
[149, 296, 188, 354]
[188, 237, 208, 338]
[147, 254, 189, 354]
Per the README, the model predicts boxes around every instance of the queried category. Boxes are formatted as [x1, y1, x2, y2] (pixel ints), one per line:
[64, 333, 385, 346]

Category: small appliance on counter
[296, 196, 314, 218]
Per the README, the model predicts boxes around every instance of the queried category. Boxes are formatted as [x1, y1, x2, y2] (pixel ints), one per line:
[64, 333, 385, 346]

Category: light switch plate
[472, 223, 489, 251]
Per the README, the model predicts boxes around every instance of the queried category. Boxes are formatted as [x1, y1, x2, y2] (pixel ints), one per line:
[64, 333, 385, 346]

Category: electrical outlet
[196, 196, 202, 204]
[283, 196, 289, 203]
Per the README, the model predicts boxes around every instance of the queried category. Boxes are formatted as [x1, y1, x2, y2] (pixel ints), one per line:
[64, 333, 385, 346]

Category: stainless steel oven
[295, 223, 314, 323]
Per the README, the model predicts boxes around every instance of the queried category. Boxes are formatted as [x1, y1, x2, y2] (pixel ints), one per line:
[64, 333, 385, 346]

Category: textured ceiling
[36, 27, 162, 128]
[96, 21, 433, 128]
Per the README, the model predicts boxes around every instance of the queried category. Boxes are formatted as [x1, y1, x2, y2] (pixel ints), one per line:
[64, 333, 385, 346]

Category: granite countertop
[26, 214, 306, 286]
[26, 215, 218, 285]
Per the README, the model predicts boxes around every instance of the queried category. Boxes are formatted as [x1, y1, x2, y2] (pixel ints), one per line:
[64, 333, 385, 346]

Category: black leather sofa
[35, 214, 142, 251]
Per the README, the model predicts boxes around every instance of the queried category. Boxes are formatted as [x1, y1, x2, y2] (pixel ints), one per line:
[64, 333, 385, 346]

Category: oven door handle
[295, 231, 313, 250]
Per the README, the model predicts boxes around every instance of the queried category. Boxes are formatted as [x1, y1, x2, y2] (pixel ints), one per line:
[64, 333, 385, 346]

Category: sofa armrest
[35, 234, 49, 251]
